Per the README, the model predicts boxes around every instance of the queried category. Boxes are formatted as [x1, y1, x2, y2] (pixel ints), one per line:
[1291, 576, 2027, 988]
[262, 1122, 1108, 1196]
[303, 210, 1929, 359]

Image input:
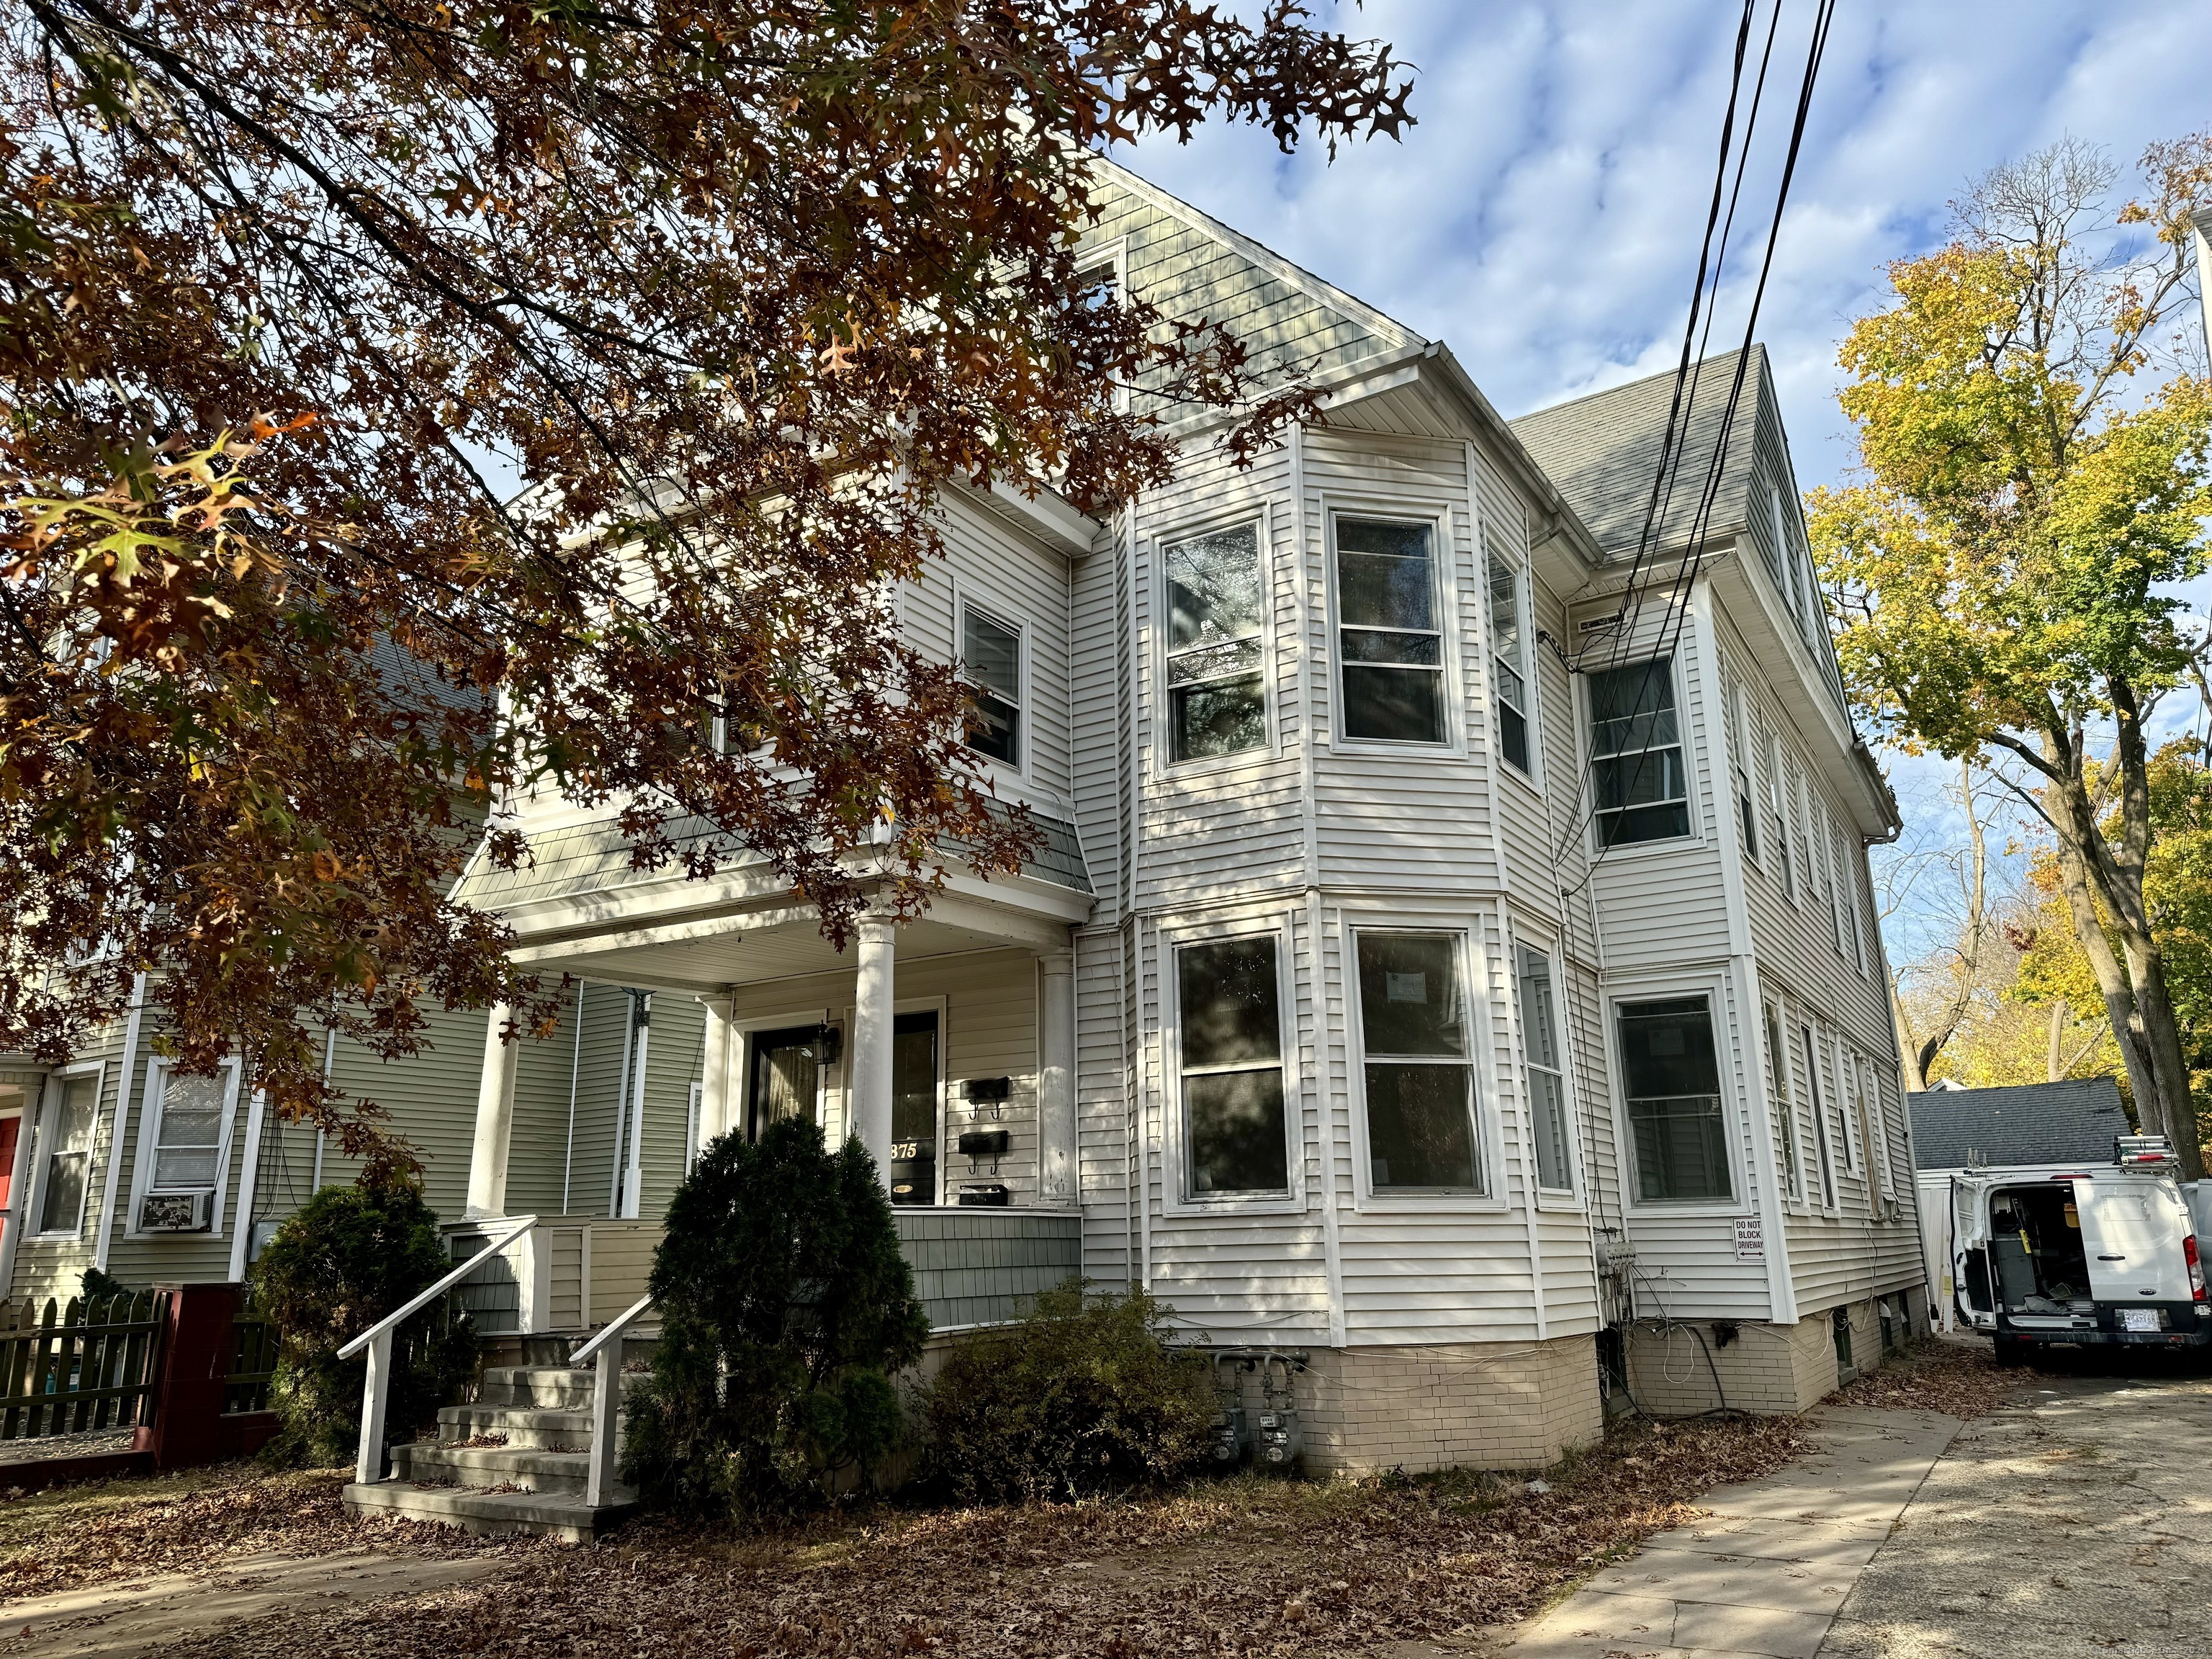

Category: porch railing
[0, 1291, 168, 1441]
[567, 1292, 654, 1508]
[338, 1213, 537, 1485]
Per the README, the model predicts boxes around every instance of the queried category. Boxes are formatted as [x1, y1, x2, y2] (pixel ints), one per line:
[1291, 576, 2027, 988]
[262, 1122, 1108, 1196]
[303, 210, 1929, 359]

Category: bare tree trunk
[2047, 999, 2067, 1082]
[1892, 981, 1930, 1093]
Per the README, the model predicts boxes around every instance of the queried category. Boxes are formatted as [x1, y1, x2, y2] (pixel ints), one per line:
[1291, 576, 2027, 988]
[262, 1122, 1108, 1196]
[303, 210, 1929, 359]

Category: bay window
[1336, 517, 1445, 745]
[1488, 553, 1532, 774]
[1356, 931, 1480, 1192]
[1165, 523, 1267, 762]
[1177, 937, 1288, 1198]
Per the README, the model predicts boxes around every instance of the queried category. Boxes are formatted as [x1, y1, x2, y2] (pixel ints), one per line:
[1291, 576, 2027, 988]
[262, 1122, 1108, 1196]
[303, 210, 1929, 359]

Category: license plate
[2121, 1308, 2164, 1333]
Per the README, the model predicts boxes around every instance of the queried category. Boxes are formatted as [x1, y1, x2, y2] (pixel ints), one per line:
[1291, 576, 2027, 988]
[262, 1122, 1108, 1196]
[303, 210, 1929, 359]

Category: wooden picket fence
[224, 1316, 279, 1416]
[0, 1292, 168, 1441]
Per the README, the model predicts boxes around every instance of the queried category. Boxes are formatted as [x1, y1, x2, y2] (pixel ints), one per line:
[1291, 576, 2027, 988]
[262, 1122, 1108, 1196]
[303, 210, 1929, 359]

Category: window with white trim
[1354, 931, 1481, 1193]
[1856, 1054, 1892, 1213]
[37, 1071, 98, 1236]
[1729, 677, 1758, 861]
[1514, 945, 1574, 1192]
[1588, 658, 1689, 846]
[1770, 485, 1804, 620]
[1335, 517, 1446, 745]
[1768, 733, 1796, 901]
[1764, 1002, 1802, 1202]
[1488, 553, 1533, 775]
[1176, 936, 1288, 1198]
[1619, 997, 1730, 1202]
[959, 603, 1022, 766]
[1833, 1038, 1861, 1174]
[1164, 523, 1267, 763]
[148, 1067, 230, 1196]
[1822, 806, 1847, 956]
[1845, 852, 1869, 974]
[1802, 1025, 1837, 1208]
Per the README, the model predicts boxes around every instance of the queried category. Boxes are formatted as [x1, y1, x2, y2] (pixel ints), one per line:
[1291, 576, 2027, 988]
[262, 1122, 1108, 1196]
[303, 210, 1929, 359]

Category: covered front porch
[446, 809, 1095, 1344]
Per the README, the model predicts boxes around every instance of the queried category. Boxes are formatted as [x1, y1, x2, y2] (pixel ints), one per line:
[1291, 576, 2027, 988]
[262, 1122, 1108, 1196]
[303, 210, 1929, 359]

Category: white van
[1937, 1140, 2210, 1363]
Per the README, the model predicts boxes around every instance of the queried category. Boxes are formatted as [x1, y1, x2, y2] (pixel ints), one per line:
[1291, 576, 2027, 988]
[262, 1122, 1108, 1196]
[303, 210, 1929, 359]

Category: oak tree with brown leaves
[0, 1, 1412, 1170]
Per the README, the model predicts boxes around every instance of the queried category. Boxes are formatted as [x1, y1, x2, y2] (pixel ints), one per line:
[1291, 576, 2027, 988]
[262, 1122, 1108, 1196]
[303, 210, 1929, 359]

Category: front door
[0, 1110, 19, 1246]
[888, 1012, 941, 1206]
[747, 1025, 828, 1141]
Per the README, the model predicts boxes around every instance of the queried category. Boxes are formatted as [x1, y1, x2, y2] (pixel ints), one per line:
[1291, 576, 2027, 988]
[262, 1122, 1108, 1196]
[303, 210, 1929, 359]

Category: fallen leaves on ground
[0, 1463, 519, 1604]
[142, 1413, 1809, 1658]
[1830, 1338, 2018, 1420]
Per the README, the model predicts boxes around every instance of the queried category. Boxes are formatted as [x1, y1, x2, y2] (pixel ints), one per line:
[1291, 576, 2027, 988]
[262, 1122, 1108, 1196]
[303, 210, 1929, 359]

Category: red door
[0, 1115, 21, 1242]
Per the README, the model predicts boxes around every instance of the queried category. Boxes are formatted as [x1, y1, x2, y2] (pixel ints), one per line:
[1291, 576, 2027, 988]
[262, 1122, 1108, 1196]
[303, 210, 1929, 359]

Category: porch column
[1038, 950, 1077, 1207]
[465, 1004, 520, 1219]
[850, 916, 896, 1186]
[697, 994, 737, 1149]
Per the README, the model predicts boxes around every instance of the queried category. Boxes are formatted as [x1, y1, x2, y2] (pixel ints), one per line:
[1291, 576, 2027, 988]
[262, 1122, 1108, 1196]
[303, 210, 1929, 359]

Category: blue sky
[1113, 0, 2212, 963]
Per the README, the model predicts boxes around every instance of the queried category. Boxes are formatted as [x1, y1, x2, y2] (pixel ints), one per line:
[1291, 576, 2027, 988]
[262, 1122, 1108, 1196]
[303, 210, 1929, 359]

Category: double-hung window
[1764, 1002, 1802, 1202]
[1588, 659, 1689, 846]
[1488, 553, 1532, 774]
[1618, 997, 1730, 1202]
[138, 1061, 238, 1232]
[1165, 523, 1267, 763]
[1767, 732, 1796, 900]
[1514, 945, 1574, 1192]
[1355, 932, 1481, 1193]
[1821, 808, 1847, 956]
[960, 605, 1022, 766]
[1728, 678, 1758, 860]
[37, 1071, 99, 1236]
[1336, 518, 1446, 744]
[1177, 937, 1289, 1198]
[1856, 1056, 1889, 1213]
[1802, 1025, 1838, 1208]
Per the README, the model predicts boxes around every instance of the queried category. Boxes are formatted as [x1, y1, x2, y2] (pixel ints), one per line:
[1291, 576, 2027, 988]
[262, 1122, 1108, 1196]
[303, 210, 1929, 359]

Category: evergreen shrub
[249, 1180, 477, 1467]
[919, 1279, 1214, 1503]
[621, 1118, 928, 1519]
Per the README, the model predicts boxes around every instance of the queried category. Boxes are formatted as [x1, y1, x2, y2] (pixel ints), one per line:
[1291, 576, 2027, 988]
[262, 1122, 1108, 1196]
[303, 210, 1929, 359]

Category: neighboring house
[426, 161, 1925, 1473]
[9, 162, 1925, 1470]
[1910, 1077, 2131, 1176]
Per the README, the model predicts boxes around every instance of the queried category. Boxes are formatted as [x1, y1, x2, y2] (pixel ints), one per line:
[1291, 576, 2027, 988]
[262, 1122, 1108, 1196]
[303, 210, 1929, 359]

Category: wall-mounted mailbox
[957, 1183, 1010, 1207]
[963, 1076, 1012, 1102]
[958, 1128, 1011, 1158]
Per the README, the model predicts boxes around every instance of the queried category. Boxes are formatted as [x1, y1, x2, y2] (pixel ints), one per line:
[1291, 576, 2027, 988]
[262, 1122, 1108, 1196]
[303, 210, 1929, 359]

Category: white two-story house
[5, 161, 1924, 1486]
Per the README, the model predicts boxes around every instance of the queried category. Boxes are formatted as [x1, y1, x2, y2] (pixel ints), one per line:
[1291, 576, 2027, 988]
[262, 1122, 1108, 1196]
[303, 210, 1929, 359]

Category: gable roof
[1909, 1077, 2131, 1171]
[1507, 346, 1768, 562]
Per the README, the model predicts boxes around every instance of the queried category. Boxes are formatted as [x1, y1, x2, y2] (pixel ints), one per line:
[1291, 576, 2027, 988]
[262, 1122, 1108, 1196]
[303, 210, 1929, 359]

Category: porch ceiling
[513, 909, 1056, 994]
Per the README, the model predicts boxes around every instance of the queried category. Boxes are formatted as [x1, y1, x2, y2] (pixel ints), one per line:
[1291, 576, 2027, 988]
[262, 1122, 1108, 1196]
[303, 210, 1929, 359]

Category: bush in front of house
[250, 1179, 478, 1467]
[917, 1279, 1215, 1503]
[621, 1116, 929, 1519]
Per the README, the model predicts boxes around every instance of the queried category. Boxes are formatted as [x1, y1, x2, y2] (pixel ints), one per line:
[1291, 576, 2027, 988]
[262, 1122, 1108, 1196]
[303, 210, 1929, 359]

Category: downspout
[91, 971, 150, 1271]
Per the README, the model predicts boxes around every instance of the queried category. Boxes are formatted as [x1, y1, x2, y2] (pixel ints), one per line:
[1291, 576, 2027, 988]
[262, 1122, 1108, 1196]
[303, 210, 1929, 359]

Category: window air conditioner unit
[138, 1191, 212, 1233]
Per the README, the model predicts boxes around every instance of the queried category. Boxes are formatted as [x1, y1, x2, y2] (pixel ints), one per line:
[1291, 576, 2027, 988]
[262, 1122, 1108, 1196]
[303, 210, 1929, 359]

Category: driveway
[1822, 1351, 2212, 1659]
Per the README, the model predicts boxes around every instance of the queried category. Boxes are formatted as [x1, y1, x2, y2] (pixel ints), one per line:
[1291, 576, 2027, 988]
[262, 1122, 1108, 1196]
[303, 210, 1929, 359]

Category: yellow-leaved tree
[1812, 136, 2212, 1175]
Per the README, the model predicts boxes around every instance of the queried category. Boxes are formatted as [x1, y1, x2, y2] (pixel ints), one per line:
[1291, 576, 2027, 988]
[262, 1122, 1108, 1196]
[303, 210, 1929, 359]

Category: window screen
[1336, 518, 1445, 744]
[1357, 932, 1480, 1192]
[1765, 1003, 1802, 1201]
[1165, 523, 1267, 762]
[1515, 946, 1573, 1192]
[1177, 938, 1288, 1197]
[1588, 659, 1689, 846]
[39, 1074, 98, 1233]
[1488, 554, 1531, 773]
[1617, 997, 1730, 1201]
[151, 1069, 227, 1193]
[961, 607, 1021, 765]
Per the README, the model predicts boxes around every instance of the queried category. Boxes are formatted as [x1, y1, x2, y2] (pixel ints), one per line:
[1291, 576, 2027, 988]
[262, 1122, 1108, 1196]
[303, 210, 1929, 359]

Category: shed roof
[1508, 346, 1767, 562]
[1909, 1077, 2130, 1171]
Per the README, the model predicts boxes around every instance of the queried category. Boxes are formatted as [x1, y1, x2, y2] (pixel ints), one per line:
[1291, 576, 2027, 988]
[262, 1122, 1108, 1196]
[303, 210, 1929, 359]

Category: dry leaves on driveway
[0, 1464, 518, 1605]
[1829, 1337, 2023, 1421]
[146, 1412, 1809, 1659]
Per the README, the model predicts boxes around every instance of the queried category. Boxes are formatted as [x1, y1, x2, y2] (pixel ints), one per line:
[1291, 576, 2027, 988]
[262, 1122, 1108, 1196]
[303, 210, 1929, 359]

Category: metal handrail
[570, 1291, 655, 1507]
[343, 1213, 537, 1485]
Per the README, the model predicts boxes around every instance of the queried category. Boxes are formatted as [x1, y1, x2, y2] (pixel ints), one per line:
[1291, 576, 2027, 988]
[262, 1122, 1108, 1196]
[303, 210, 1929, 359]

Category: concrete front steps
[342, 1363, 639, 1542]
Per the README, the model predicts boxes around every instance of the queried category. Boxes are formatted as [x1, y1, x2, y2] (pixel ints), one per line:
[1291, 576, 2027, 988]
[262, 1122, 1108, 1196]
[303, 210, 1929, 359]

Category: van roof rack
[2116, 1133, 2178, 1171]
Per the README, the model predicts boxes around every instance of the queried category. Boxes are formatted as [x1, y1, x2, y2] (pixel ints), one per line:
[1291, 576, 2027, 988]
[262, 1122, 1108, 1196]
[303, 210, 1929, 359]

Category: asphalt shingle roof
[1909, 1077, 2131, 1171]
[1509, 346, 1767, 562]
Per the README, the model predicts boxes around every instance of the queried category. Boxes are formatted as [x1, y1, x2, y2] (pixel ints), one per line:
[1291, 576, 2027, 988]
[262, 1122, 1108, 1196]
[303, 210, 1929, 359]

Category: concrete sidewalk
[1505, 1405, 1963, 1659]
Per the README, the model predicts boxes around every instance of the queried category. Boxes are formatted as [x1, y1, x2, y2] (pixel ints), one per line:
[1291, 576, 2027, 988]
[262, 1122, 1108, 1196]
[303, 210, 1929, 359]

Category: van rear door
[1951, 1175, 1995, 1326]
[2076, 1177, 2193, 1304]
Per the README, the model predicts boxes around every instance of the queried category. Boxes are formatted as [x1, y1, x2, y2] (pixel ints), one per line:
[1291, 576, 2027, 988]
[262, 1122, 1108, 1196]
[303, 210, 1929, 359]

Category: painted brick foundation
[1228, 1334, 1604, 1477]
